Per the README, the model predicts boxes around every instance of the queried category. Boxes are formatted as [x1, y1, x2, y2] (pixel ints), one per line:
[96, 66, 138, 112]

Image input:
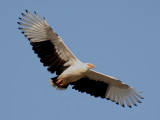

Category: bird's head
[86, 63, 96, 69]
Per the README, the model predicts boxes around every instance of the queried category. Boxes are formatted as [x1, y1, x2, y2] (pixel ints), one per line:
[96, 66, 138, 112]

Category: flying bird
[18, 10, 143, 108]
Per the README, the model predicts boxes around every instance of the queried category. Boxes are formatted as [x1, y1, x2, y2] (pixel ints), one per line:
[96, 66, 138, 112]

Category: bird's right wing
[71, 70, 143, 108]
[18, 10, 78, 75]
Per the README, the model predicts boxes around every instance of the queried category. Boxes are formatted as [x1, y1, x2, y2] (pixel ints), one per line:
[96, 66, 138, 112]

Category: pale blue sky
[0, 0, 160, 120]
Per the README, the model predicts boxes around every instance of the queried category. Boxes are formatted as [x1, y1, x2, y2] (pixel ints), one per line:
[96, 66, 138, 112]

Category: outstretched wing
[18, 10, 78, 75]
[71, 70, 143, 108]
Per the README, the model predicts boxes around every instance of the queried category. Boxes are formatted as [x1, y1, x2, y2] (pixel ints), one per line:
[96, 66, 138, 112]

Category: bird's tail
[49, 76, 69, 90]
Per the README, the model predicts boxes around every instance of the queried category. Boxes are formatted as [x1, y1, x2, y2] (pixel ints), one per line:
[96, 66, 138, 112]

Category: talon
[59, 83, 65, 87]
[56, 79, 62, 85]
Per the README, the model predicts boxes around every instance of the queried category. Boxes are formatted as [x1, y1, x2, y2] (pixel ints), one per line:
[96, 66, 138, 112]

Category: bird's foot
[56, 78, 66, 87]
[56, 79, 62, 85]
[59, 83, 65, 87]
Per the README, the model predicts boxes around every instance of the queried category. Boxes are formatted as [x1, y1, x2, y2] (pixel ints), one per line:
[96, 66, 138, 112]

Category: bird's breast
[60, 62, 88, 83]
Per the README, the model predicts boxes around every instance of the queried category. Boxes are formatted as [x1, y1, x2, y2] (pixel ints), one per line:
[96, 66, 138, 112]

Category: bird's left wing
[70, 70, 143, 108]
[18, 10, 78, 75]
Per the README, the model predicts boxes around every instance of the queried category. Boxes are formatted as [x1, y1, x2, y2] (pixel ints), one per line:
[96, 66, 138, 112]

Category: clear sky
[0, 0, 159, 120]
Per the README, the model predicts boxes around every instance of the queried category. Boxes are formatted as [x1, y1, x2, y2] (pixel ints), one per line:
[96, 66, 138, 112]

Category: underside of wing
[30, 40, 68, 75]
[70, 70, 143, 108]
[70, 77, 109, 98]
[18, 10, 78, 75]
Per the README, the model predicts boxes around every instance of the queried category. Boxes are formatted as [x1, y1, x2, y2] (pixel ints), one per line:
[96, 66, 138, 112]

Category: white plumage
[18, 10, 143, 108]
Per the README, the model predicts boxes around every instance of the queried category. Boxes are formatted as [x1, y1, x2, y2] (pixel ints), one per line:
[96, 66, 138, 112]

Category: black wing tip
[19, 17, 22, 20]
[116, 102, 119, 105]
[139, 101, 142, 103]
[34, 11, 37, 15]
[137, 100, 142, 103]
[134, 104, 137, 106]
[128, 105, 132, 108]
[21, 13, 25, 16]
[17, 22, 21, 25]
[18, 27, 22, 30]
[117, 103, 132, 108]
[121, 104, 125, 107]
[25, 9, 29, 13]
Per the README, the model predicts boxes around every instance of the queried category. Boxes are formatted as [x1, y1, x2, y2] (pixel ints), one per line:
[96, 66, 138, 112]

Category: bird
[18, 10, 143, 108]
